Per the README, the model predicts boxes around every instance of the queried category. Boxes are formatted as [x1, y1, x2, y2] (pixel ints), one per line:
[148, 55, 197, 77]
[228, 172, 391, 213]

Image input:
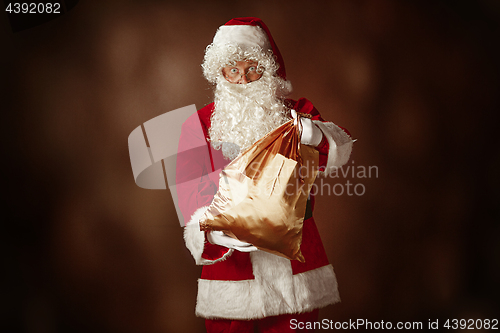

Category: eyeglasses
[222, 62, 263, 84]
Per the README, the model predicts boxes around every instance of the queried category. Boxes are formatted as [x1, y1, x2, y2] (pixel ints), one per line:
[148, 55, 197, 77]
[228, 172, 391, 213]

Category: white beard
[209, 74, 290, 160]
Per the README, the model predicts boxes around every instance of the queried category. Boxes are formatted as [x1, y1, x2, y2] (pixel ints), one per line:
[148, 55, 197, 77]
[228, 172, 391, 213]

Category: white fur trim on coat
[183, 206, 233, 265]
[313, 121, 353, 174]
[195, 251, 340, 320]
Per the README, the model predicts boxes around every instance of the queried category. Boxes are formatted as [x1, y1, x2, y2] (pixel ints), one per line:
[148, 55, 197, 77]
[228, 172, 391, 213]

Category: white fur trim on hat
[213, 25, 272, 53]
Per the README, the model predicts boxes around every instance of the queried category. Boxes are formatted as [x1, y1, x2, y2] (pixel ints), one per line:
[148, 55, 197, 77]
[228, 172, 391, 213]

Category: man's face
[222, 60, 262, 84]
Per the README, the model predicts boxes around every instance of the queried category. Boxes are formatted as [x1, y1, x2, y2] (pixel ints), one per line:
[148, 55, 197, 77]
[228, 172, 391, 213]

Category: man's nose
[238, 74, 248, 84]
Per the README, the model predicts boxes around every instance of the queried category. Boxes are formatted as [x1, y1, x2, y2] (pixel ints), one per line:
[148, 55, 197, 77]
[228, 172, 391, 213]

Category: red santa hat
[202, 17, 292, 94]
[213, 17, 287, 81]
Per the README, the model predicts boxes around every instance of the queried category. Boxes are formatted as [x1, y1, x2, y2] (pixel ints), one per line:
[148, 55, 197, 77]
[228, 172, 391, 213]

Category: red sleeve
[176, 106, 231, 260]
[289, 97, 325, 121]
[290, 98, 329, 169]
[175, 111, 218, 223]
[315, 135, 330, 171]
[202, 233, 232, 260]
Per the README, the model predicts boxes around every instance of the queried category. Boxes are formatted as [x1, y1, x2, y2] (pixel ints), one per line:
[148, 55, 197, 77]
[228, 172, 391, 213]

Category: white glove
[207, 231, 258, 252]
[291, 109, 323, 147]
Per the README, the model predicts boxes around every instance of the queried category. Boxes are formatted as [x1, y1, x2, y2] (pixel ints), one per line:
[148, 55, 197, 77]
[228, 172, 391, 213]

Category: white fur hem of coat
[195, 263, 340, 320]
[313, 120, 353, 174]
[183, 206, 233, 265]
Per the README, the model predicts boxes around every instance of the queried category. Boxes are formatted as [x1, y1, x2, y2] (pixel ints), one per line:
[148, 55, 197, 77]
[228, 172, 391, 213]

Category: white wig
[202, 25, 292, 96]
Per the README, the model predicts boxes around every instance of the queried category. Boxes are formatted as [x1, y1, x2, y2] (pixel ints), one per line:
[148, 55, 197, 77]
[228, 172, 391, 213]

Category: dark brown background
[2, 1, 499, 332]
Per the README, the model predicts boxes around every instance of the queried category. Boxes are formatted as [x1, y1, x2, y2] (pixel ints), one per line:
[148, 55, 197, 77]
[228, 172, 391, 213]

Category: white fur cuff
[183, 206, 233, 265]
[313, 121, 353, 174]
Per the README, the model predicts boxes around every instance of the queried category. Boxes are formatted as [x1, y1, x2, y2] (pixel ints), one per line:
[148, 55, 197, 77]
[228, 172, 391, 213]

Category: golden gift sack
[200, 115, 319, 262]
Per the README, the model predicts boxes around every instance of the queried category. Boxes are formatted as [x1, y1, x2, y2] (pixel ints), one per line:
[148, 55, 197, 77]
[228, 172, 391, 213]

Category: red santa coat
[177, 98, 353, 320]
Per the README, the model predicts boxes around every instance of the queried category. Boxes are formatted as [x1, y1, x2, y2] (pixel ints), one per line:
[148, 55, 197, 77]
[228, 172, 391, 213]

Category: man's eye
[248, 66, 256, 72]
[230, 68, 238, 74]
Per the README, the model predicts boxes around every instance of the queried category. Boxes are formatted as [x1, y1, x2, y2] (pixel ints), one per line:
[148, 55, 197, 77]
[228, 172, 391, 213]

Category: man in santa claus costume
[176, 17, 353, 332]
